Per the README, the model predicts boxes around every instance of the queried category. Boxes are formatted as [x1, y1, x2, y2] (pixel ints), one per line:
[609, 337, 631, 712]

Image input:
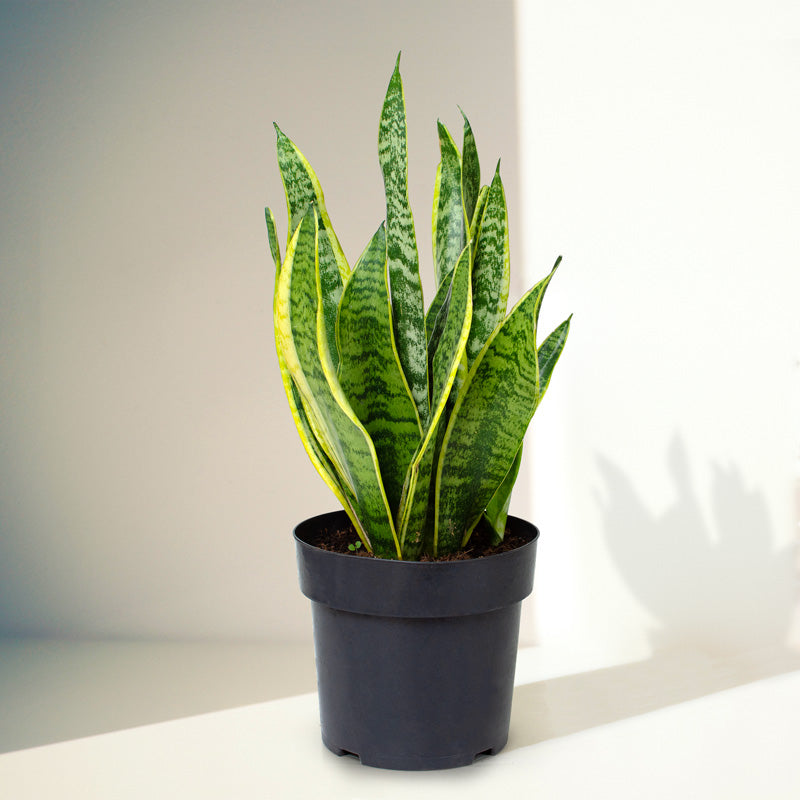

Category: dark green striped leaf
[434, 260, 561, 554]
[337, 223, 422, 519]
[274, 123, 350, 281]
[378, 55, 429, 427]
[398, 246, 472, 555]
[265, 207, 281, 271]
[433, 122, 466, 288]
[483, 443, 522, 542]
[460, 109, 480, 227]
[275, 208, 400, 558]
[466, 164, 510, 364]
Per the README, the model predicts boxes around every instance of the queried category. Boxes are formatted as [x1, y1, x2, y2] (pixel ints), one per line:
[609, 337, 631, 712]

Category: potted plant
[266, 54, 570, 770]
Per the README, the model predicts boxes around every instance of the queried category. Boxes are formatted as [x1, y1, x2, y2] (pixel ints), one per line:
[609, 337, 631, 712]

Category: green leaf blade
[433, 122, 466, 289]
[337, 223, 423, 520]
[434, 264, 561, 555]
[466, 165, 510, 364]
[378, 56, 429, 427]
[460, 109, 480, 227]
[265, 207, 281, 271]
[274, 123, 350, 281]
[275, 209, 400, 558]
[398, 247, 472, 557]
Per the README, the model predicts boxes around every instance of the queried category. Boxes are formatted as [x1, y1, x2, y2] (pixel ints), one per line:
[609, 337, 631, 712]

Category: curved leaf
[483, 443, 522, 541]
[337, 223, 422, 519]
[434, 260, 562, 554]
[275, 208, 400, 558]
[265, 207, 281, 271]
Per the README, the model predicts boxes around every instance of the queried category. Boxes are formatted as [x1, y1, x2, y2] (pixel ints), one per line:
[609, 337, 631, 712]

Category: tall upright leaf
[275, 208, 400, 558]
[433, 122, 466, 288]
[460, 109, 480, 227]
[434, 260, 563, 554]
[466, 164, 510, 364]
[275, 126, 348, 368]
[337, 223, 422, 519]
[397, 246, 472, 556]
[378, 55, 429, 427]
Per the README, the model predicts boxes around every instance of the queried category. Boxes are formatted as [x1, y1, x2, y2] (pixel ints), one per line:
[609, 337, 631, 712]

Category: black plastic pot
[294, 510, 539, 771]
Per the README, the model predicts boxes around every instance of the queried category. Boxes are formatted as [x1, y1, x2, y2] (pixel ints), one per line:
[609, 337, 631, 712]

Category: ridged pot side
[294, 510, 539, 770]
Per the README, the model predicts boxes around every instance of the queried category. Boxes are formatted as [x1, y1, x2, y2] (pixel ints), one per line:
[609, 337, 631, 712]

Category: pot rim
[294, 510, 539, 618]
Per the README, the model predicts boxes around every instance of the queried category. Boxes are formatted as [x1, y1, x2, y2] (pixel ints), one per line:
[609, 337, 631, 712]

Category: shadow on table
[509, 437, 800, 750]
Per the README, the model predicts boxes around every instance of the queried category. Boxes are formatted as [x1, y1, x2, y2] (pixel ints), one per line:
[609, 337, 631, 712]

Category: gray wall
[0, 1, 521, 639]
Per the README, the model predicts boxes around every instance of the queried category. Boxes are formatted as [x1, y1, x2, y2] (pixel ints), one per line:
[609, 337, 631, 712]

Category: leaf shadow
[508, 436, 800, 750]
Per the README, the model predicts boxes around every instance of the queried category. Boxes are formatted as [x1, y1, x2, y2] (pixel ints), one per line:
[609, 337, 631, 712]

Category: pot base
[311, 602, 522, 771]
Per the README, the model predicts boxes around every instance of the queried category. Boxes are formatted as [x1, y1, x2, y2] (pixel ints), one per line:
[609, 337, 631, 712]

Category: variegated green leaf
[483, 443, 522, 541]
[433, 122, 466, 288]
[434, 260, 562, 554]
[379, 55, 429, 427]
[274, 126, 348, 369]
[398, 246, 472, 556]
[466, 164, 510, 364]
[265, 207, 281, 270]
[337, 223, 422, 519]
[460, 108, 480, 227]
[537, 315, 572, 402]
[274, 123, 350, 278]
[275, 208, 400, 558]
[469, 185, 489, 239]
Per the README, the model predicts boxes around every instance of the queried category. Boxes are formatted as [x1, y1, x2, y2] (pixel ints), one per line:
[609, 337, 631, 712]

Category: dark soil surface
[306, 517, 533, 561]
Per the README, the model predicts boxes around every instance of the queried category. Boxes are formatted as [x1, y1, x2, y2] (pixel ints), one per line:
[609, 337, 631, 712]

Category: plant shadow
[508, 436, 800, 750]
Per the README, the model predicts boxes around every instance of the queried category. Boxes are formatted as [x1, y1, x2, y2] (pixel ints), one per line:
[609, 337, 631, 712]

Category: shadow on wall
[509, 436, 800, 750]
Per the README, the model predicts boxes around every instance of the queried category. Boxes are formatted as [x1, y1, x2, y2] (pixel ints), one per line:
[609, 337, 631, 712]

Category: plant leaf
[397, 246, 472, 556]
[460, 108, 480, 227]
[537, 315, 572, 404]
[433, 121, 466, 289]
[274, 123, 350, 279]
[337, 222, 422, 519]
[275, 207, 400, 558]
[379, 55, 429, 427]
[483, 443, 522, 542]
[434, 260, 561, 554]
[466, 163, 510, 364]
[265, 207, 281, 270]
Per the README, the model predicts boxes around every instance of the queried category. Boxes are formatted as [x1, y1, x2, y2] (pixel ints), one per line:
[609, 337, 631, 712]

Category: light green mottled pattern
[378, 56, 429, 427]
[431, 246, 472, 409]
[433, 122, 466, 288]
[469, 185, 489, 239]
[434, 265, 560, 555]
[265, 207, 281, 270]
[537, 315, 572, 401]
[460, 109, 480, 227]
[466, 165, 510, 364]
[274, 124, 350, 281]
[397, 247, 472, 556]
[425, 273, 450, 344]
[482, 443, 522, 542]
[337, 223, 422, 519]
[275, 209, 400, 558]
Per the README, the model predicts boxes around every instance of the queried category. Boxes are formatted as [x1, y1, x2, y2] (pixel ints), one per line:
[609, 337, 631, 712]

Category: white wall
[516, 0, 800, 662]
[0, 1, 521, 639]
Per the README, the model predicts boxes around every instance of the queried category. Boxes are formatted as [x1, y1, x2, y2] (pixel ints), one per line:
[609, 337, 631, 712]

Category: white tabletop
[1, 645, 799, 799]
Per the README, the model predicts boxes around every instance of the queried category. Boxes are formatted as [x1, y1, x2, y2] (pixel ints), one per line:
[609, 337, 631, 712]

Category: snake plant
[268, 55, 570, 560]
